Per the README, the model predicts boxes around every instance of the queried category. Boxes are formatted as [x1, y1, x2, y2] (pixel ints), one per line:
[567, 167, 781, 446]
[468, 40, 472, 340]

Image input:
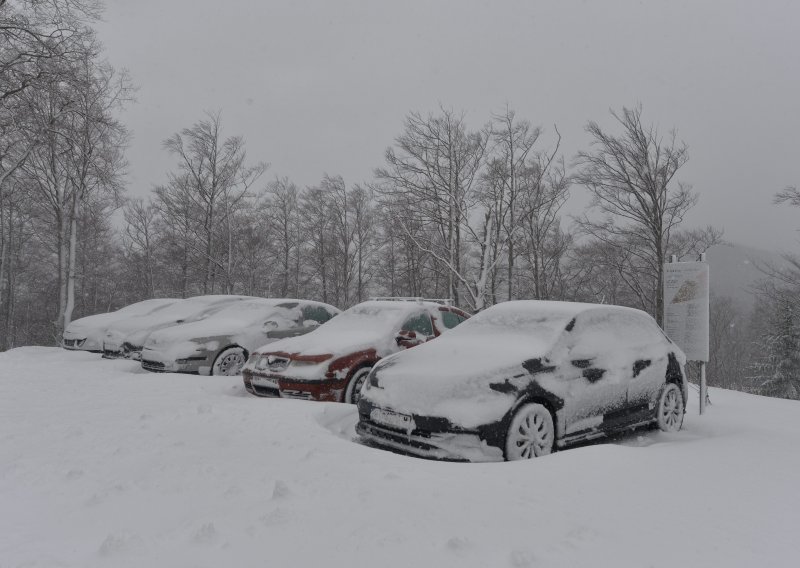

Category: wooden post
[699, 252, 707, 415]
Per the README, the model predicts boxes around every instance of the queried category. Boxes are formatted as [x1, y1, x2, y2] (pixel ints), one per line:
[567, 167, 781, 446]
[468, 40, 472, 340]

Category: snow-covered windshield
[145, 297, 237, 319]
[207, 301, 293, 326]
[115, 299, 175, 316]
[448, 303, 575, 344]
[315, 303, 409, 335]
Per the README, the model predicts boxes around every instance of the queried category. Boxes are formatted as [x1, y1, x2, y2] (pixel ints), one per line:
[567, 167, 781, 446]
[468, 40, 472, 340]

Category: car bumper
[62, 338, 102, 352]
[243, 370, 347, 402]
[140, 349, 208, 374]
[243, 370, 281, 397]
[103, 340, 143, 360]
[355, 419, 503, 463]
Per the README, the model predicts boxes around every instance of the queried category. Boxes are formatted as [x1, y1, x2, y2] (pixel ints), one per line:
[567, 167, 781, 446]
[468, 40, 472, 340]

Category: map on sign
[663, 261, 710, 362]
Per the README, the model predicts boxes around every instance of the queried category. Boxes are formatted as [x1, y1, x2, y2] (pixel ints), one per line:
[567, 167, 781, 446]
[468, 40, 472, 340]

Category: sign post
[663, 255, 710, 414]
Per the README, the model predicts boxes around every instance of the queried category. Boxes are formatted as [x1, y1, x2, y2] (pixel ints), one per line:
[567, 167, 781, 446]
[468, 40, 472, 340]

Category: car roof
[352, 300, 454, 313]
[486, 300, 655, 321]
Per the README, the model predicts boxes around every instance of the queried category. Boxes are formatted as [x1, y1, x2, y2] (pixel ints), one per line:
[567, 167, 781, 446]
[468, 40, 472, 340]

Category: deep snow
[1, 347, 797, 567]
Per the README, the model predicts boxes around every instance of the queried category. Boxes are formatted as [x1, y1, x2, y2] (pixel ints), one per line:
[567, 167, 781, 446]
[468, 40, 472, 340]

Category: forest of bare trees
[2, 0, 798, 400]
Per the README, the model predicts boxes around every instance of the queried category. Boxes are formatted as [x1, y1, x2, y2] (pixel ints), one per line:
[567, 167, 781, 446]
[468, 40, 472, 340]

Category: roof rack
[369, 296, 454, 306]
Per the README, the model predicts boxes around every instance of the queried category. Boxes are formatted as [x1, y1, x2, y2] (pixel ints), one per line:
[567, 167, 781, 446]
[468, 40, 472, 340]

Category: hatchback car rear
[356, 300, 687, 462]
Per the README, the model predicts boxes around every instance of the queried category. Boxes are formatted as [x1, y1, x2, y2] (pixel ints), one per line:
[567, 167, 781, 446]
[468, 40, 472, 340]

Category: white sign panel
[663, 261, 709, 362]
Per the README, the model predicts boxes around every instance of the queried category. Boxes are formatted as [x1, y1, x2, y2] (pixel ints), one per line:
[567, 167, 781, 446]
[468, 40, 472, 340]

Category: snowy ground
[1, 347, 798, 568]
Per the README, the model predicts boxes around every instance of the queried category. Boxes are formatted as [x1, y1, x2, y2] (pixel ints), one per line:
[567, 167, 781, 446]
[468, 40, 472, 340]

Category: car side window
[401, 313, 434, 337]
[440, 310, 466, 329]
[302, 305, 334, 325]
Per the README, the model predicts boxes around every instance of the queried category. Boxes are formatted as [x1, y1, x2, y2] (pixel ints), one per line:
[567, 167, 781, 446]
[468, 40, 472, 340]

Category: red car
[242, 299, 470, 404]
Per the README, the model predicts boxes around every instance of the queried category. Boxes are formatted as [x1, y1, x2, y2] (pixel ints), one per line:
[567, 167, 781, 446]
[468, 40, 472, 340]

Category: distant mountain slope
[704, 243, 783, 307]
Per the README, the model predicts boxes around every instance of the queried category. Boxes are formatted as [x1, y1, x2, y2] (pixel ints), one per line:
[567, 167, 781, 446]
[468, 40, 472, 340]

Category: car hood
[105, 319, 187, 348]
[363, 332, 552, 429]
[146, 318, 244, 345]
[258, 327, 392, 360]
[66, 312, 126, 335]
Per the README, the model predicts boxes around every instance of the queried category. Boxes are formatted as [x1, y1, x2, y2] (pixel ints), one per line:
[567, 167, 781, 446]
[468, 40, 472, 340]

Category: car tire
[656, 383, 685, 432]
[212, 346, 247, 376]
[505, 403, 555, 460]
[344, 367, 372, 405]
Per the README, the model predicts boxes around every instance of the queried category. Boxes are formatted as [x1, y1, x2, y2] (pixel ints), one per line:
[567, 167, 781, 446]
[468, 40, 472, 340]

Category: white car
[140, 299, 340, 376]
[102, 295, 251, 360]
[62, 298, 178, 352]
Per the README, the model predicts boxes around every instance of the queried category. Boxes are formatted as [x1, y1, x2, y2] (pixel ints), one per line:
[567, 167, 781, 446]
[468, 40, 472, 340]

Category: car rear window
[302, 305, 334, 324]
[440, 310, 467, 329]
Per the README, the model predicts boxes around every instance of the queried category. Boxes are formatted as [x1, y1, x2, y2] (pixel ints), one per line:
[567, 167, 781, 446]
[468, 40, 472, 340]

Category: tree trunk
[63, 193, 79, 333]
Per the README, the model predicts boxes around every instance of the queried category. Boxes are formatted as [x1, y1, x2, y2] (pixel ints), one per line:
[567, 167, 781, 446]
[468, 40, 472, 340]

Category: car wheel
[212, 347, 247, 376]
[656, 383, 685, 432]
[505, 403, 555, 460]
[344, 367, 372, 405]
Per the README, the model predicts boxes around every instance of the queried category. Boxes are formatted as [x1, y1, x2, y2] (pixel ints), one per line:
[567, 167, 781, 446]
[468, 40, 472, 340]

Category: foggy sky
[97, 0, 800, 252]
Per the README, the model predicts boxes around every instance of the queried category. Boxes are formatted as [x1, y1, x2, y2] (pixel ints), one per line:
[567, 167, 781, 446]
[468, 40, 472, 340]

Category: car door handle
[633, 359, 651, 377]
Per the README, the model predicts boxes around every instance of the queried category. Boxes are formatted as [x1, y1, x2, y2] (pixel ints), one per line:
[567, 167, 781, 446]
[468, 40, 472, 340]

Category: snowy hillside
[1, 348, 797, 568]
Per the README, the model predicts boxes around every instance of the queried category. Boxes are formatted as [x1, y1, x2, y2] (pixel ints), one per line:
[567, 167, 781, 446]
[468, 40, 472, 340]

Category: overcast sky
[97, 0, 800, 252]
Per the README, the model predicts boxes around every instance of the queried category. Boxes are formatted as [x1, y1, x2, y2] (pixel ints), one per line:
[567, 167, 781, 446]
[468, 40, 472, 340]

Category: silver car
[140, 299, 340, 376]
[62, 298, 178, 352]
[102, 295, 251, 360]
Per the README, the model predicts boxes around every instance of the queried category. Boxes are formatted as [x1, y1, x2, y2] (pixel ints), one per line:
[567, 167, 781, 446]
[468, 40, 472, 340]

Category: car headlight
[367, 367, 381, 388]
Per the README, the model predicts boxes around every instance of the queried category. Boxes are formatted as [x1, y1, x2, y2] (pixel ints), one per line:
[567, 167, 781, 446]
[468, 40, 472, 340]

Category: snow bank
[1, 347, 798, 568]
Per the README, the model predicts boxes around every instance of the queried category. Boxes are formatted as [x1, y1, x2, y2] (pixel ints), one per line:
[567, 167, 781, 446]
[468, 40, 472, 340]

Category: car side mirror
[396, 330, 423, 348]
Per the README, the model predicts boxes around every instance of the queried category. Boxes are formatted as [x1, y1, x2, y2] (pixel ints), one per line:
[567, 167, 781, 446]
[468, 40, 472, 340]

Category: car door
[559, 313, 632, 434]
[622, 315, 671, 412]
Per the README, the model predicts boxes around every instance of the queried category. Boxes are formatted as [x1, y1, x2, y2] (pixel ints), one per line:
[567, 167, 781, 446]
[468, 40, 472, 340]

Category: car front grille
[142, 360, 166, 372]
[250, 382, 280, 397]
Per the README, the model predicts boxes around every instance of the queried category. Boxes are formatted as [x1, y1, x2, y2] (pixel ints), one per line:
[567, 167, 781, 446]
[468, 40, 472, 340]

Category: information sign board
[663, 261, 710, 362]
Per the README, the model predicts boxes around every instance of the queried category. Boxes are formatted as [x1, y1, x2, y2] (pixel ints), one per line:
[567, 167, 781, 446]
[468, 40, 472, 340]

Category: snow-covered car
[62, 298, 178, 352]
[102, 295, 252, 360]
[242, 299, 470, 404]
[356, 300, 687, 462]
[140, 299, 340, 376]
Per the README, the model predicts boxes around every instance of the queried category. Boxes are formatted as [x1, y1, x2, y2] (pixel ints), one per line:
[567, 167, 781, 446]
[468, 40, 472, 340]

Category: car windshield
[448, 305, 574, 344]
[145, 297, 235, 319]
[115, 299, 172, 315]
[208, 301, 291, 326]
[316, 303, 408, 335]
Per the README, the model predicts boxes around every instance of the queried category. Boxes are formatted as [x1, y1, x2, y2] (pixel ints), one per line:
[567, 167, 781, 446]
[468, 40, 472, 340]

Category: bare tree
[575, 105, 697, 324]
[123, 198, 158, 297]
[0, 0, 102, 102]
[20, 35, 131, 337]
[375, 107, 488, 307]
[158, 112, 267, 294]
[484, 107, 566, 301]
[266, 177, 301, 297]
